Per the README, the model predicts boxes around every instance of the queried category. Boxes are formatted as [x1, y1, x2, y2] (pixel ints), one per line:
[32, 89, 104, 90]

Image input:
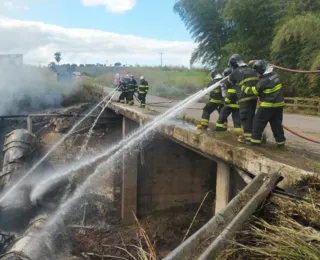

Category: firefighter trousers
[251, 107, 286, 145]
[201, 102, 222, 126]
[138, 93, 147, 108]
[119, 91, 128, 103]
[127, 91, 135, 105]
[216, 106, 241, 131]
[239, 99, 257, 141]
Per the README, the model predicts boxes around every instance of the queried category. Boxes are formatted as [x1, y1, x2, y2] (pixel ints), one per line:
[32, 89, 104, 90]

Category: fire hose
[132, 70, 320, 145]
[259, 62, 320, 144]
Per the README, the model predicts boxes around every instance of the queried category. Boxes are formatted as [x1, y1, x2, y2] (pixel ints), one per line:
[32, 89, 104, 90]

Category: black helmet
[223, 67, 232, 77]
[253, 60, 268, 75]
[228, 54, 244, 69]
[210, 69, 222, 80]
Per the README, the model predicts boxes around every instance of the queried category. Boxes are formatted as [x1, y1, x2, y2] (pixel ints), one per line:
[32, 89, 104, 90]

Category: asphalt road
[105, 87, 320, 154]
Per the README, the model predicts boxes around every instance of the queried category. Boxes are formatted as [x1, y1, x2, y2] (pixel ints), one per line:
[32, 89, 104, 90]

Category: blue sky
[15, 0, 191, 41]
[0, 0, 197, 66]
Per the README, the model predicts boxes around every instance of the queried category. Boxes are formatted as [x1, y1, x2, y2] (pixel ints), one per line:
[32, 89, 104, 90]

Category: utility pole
[159, 53, 163, 67]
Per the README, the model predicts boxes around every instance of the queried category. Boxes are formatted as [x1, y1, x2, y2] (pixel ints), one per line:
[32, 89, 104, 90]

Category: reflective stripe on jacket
[246, 71, 284, 108]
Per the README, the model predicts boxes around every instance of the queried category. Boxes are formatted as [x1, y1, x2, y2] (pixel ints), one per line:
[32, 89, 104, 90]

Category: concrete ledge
[107, 102, 320, 188]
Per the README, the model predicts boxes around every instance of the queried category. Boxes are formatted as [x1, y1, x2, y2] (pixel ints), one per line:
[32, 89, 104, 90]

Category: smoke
[0, 61, 78, 116]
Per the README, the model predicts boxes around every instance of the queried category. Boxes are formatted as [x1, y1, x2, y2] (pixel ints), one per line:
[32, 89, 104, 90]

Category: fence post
[293, 98, 298, 111]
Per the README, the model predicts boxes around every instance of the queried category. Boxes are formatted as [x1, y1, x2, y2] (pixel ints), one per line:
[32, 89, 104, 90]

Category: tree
[114, 62, 121, 66]
[174, 0, 231, 66]
[48, 61, 56, 72]
[174, 0, 320, 97]
[54, 52, 62, 64]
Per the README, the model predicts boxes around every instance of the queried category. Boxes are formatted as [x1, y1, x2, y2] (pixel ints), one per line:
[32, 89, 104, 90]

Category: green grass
[91, 67, 211, 99]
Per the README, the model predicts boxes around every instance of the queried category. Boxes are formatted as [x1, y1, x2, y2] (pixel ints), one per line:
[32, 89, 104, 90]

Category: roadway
[105, 87, 320, 155]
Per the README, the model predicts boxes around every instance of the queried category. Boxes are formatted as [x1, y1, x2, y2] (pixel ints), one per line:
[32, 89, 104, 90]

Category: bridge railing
[284, 97, 320, 115]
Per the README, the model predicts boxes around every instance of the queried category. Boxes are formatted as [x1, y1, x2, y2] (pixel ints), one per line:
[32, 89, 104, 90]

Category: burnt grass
[67, 194, 215, 259]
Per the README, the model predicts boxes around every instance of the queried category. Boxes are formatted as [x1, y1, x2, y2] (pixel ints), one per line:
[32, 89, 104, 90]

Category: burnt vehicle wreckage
[0, 129, 97, 259]
[0, 129, 62, 259]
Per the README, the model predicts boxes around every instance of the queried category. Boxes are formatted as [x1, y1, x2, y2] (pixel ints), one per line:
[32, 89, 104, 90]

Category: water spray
[77, 90, 119, 159]
[28, 77, 227, 251]
[0, 87, 119, 204]
[30, 78, 226, 203]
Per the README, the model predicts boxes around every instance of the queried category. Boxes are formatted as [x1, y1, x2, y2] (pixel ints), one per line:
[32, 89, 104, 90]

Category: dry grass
[217, 177, 320, 260]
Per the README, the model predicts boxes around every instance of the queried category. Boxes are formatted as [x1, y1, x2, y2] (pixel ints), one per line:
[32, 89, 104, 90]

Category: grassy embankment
[79, 66, 210, 100]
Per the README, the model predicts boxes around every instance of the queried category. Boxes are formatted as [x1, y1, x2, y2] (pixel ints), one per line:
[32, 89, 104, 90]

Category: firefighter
[227, 54, 259, 143]
[246, 60, 286, 147]
[118, 76, 130, 103]
[197, 69, 224, 130]
[127, 74, 138, 105]
[215, 67, 241, 132]
[138, 76, 149, 108]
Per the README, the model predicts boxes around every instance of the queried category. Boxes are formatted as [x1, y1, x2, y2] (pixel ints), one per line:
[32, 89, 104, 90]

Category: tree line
[174, 0, 320, 97]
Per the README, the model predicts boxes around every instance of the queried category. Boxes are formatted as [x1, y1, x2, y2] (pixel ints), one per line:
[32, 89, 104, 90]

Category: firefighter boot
[196, 124, 208, 131]
[237, 135, 250, 145]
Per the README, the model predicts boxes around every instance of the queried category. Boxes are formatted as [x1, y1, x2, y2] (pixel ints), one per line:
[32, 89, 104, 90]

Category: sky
[0, 0, 197, 66]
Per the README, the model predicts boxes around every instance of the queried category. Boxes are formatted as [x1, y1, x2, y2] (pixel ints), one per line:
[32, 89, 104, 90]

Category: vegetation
[92, 66, 211, 99]
[174, 0, 320, 97]
[217, 177, 320, 259]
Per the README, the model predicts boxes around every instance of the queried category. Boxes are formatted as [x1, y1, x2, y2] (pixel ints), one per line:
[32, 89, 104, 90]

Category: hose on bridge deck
[132, 81, 320, 145]
[282, 125, 320, 144]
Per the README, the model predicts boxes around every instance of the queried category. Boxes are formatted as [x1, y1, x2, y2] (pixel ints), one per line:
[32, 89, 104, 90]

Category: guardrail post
[27, 116, 32, 133]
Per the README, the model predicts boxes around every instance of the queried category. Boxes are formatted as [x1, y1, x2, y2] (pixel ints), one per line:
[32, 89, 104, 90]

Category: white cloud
[81, 0, 136, 13]
[2, 1, 30, 11]
[0, 17, 196, 66]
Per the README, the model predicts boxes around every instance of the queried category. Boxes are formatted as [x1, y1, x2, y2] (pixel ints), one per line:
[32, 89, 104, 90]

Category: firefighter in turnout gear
[247, 60, 286, 147]
[127, 74, 138, 105]
[197, 70, 224, 130]
[228, 54, 259, 143]
[215, 67, 241, 132]
[118, 76, 130, 103]
[138, 76, 149, 108]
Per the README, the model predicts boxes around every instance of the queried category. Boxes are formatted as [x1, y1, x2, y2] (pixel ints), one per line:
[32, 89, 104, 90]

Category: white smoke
[0, 61, 78, 116]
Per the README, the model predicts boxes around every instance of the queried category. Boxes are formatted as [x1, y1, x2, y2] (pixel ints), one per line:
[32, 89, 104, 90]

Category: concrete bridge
[101, 88, 320, 225]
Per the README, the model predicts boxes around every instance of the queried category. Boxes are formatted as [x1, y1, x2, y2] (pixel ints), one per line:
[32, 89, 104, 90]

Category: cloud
[0, 17, 196, 66]
[81, 0, 136, 13]
[2, 1, 30, 11]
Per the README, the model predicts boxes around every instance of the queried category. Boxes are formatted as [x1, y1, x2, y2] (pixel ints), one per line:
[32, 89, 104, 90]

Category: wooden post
[293, 98, 298, 111]
[27, 116, 32, 133]
[163, 173, 271, 260]
[199, 172, 281, 259]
